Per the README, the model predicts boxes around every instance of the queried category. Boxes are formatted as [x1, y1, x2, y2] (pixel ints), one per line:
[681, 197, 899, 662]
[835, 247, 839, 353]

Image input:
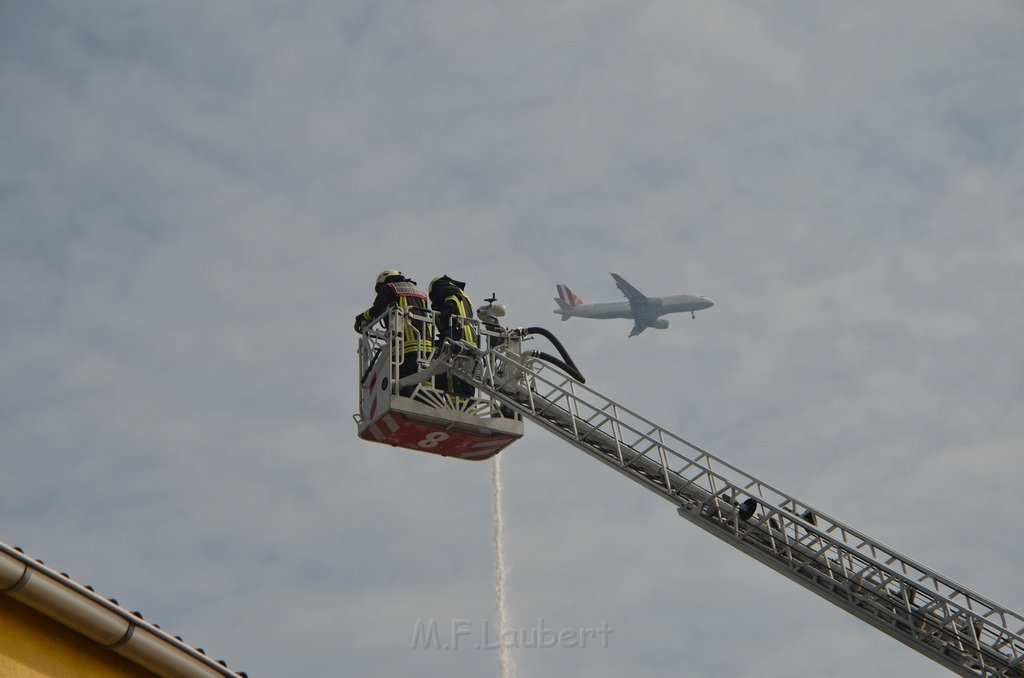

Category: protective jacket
[355, 275, 432, 356]
[428, 277, 477, 348]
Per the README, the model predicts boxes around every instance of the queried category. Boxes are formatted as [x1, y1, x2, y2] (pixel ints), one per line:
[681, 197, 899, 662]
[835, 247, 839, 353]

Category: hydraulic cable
[515, 326, 586, 383]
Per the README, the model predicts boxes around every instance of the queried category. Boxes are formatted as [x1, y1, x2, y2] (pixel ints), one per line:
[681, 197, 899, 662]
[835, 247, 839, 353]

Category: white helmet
[376, 269, 401, 285]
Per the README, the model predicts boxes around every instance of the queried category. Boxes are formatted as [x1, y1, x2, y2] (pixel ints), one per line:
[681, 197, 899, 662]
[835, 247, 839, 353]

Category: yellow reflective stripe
[396, 298, 431, 354]
[444, 294, 477, 346]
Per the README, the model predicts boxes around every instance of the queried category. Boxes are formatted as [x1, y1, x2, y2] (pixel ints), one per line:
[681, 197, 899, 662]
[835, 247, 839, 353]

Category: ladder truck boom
[355, 305, 1024, 676]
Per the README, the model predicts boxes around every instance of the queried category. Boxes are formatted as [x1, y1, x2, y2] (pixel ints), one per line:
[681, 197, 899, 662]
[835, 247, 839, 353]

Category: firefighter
[428, 275, 477, 400]
[355, 270, 432, 396]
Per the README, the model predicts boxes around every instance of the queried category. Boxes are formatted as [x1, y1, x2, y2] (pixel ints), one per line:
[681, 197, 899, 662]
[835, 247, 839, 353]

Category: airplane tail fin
[554, 284, 584, 320]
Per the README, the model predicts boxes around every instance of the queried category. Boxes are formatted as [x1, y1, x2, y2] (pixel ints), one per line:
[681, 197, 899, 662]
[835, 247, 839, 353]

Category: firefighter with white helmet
[355, 270, 431, 396]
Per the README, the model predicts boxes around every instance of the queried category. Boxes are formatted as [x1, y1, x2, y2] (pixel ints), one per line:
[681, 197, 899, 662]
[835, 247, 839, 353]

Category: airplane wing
[628, 319, 648, 337]
[610, 273, 650, 309]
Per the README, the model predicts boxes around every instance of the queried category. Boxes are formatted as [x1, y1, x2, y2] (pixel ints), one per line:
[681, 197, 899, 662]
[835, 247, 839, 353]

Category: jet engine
[650, 319, 669, 330]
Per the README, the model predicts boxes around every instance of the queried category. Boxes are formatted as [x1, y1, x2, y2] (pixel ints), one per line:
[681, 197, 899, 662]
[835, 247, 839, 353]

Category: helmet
[429, 275, 450, 293]
[376, 269, 401, 285]
[429, 276, 466, 302]
[430, 275, 465, 292]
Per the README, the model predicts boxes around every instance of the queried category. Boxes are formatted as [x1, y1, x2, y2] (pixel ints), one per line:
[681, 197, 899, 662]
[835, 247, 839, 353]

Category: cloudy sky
[2, 1, 1023, 676]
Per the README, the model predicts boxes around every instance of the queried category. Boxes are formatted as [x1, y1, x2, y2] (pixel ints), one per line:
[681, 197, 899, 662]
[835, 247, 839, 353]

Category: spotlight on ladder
[478, 293, 507, 326]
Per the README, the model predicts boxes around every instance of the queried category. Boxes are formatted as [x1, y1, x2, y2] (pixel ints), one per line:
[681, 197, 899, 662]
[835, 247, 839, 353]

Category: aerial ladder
[355, 302, 1024, 677]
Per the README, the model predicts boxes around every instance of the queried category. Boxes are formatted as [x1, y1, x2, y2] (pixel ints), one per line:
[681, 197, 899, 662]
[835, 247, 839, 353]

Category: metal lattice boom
[454, 329, 1024, 677]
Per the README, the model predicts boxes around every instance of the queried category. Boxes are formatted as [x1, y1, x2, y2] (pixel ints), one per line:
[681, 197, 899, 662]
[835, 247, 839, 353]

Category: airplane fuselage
[559, 294, 713, 321]
[554, 274, 714, 335]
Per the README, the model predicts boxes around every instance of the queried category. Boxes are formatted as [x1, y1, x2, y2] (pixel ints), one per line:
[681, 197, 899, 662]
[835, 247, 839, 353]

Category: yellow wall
[0, 594, 157, 678]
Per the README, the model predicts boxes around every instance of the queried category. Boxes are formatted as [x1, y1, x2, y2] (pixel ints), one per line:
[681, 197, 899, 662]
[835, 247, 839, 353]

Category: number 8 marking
[419, 431, 450, 449]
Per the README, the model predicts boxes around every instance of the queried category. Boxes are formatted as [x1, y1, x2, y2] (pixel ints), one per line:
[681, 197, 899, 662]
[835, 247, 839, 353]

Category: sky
[2, 1, 1023, 676]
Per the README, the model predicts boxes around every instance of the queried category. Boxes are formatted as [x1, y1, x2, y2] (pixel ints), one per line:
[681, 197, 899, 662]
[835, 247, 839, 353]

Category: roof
[0, 539, 246, 678]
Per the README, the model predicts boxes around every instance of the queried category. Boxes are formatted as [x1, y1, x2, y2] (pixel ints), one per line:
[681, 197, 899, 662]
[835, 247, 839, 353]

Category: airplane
[554, 273, 714, 337]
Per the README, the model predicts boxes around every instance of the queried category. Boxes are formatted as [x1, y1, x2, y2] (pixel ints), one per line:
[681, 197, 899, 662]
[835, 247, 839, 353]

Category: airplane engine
[651, 319, 669, 330]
